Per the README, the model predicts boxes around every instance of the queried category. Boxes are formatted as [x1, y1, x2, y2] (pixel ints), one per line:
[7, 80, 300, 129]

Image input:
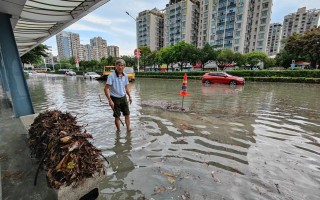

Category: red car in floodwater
[202, 72, 245, 86]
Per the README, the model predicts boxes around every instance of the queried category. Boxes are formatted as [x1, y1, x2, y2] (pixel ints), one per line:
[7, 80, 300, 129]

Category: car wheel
[230, 80, 237, 86]
[204, 80, 211, 85]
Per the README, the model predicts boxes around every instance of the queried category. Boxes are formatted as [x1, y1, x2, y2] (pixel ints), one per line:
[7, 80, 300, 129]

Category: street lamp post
[126, 11, 140, 72]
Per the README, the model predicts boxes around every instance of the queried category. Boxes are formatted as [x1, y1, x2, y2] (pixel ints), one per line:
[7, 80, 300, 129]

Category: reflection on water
[27, 75, 320, 200]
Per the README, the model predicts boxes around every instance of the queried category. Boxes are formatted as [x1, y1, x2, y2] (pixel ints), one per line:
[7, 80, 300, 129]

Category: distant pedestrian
[104, 59, 132, 132]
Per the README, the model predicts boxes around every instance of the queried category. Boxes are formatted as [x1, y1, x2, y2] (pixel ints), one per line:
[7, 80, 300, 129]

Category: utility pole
[126, 11, 140, 72]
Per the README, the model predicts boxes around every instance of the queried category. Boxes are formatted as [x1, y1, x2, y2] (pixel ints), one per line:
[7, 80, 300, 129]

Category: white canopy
[0, 0, 111, 55]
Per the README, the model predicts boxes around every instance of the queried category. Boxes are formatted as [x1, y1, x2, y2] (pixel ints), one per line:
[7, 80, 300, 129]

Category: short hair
[115, 59, 126, 66]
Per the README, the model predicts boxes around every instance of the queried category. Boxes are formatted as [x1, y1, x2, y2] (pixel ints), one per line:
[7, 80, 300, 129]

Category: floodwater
[27, 74, 320, 200]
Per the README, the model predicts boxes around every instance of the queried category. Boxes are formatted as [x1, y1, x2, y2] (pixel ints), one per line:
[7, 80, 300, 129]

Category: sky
[43, 0, 320, 57]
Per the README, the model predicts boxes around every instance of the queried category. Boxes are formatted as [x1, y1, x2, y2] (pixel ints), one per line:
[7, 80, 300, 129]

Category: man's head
[115, 59, 126, 73]
[115, 59, 126, 67]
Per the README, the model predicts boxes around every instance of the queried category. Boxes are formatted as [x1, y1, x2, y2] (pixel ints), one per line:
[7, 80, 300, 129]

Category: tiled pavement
[0, 89, 56, 200]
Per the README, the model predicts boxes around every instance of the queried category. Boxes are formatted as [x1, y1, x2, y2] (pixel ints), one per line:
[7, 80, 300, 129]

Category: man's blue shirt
[106, 71, 129, 97]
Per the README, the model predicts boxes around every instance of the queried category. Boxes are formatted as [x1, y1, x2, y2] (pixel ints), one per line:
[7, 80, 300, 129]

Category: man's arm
[104, 84, 114, 108]
[125, 85, 132, 104]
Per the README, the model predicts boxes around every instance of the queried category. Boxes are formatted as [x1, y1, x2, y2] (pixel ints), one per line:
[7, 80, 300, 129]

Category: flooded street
[27, 75, 320, 200]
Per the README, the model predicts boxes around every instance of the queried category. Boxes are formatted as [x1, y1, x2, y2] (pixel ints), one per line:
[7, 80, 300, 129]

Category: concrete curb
[19, 113, 108, 199]
[57, 171, 107, 200]
[20, 113, 38, 133]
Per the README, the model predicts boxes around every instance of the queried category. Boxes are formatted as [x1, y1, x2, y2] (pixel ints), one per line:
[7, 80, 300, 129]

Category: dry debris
[28, 109, 107, 189]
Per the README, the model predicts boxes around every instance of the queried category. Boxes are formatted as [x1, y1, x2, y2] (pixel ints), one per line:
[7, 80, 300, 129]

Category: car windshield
[88, 72, 98, 75]
[124, 68, 134, 73]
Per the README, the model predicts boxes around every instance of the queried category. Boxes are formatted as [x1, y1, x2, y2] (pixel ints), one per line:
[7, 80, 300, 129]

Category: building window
[258, 33, 264, 39]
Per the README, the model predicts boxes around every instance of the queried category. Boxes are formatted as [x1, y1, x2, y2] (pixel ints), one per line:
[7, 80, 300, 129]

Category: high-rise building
[90, 37, 108, 60]
[197, 0, 272, 53]
[137, 8, 164, 51]
[82, 44, 93, 61]
[267, 23, 282, 56]
[70, 33, 81, 59]
[56, 31, 72, 60]
[107, 45, 120, 57]
[281, 7, 320, 45]
[164, 0, 200, 47]
[44, 46, 54, 66]
[78, 44, 84, 61]
[56, 31, 82, 60]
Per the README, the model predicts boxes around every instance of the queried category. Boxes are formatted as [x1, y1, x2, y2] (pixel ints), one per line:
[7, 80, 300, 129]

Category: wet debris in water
[0, 153, 8, 161]
[153, 185, 177, 195]
[275, 183, 281, 193]
[28, 109, 107, 189]
[181, 191, 191, 200]
[141, 100, 189, 112]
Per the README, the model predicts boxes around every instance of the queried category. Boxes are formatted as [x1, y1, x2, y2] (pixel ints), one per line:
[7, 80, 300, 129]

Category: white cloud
[66, 23, 109, 33]
[43, 0, 167, 56]
[272, 0, 320, 22]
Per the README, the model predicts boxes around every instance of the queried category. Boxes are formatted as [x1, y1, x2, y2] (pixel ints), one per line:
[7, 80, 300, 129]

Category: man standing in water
[104, 59, 132, 132]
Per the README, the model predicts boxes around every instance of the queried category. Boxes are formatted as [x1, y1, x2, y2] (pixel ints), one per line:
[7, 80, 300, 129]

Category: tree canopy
[20, 44, 48, 65]
[284, 27, 320, 68]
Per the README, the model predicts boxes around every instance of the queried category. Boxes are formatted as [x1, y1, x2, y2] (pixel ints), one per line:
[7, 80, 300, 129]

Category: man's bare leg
[115, 117, 120, 131]
[124, 115, 131, 132]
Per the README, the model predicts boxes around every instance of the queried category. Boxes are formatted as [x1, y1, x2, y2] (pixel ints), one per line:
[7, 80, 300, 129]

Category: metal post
[126, 11, 140, 72]
[0, 13, 34, 117]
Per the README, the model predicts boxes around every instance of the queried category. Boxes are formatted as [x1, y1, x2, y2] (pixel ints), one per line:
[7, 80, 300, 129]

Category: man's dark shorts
[111, 96, 130, 117]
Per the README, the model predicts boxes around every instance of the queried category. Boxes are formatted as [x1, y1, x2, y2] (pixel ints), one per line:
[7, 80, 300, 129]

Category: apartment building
[164, 0, 200, 47]
[82, 44, 93, 61]
[197, 0, 272, 53]
[137, 8, 164, 51]
[281, 7, 320, 45]
[107, 45, 120, 57]
[56, 31, 81, 60]
[267, 23, 282, 56]
[70, 33, 81, 59]
[91, 46, 100, 61]
[56, 31, 73, 59]
[90, 37, 108, 60]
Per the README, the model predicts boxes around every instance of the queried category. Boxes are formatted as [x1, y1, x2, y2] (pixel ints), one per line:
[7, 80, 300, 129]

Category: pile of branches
[28, 109, 107, 189]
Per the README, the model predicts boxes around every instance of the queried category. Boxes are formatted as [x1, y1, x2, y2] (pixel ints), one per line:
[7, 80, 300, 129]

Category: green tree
[264, 57, 276, 69]
[147, 51, 158, 71]
[284, 27, 320, 68]
[198, 44, 218, 71]
[157, 46, 174, 72]
[139, 46, 152, 71]
[21, 44, 48, 65]
[60, 58, 72, 69]
[107, 56, 116, 66]
[79, 60, 90, 72]
[88, 60, 98, 72]
[233, 52, 246, 68]
[171, 41, 197, 71]
[244, 51, 268, 69]
[216, 49, 235, 70]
